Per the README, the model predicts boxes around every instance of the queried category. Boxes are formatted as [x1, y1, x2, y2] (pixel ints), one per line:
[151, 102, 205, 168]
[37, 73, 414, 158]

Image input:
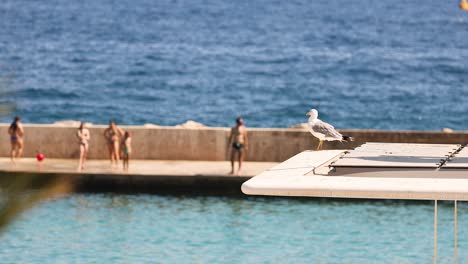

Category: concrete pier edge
[1, 123, 467, 162]
[1, 123, 467, 194]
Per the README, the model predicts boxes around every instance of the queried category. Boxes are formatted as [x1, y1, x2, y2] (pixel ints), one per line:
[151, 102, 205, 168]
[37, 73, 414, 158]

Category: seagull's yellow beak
[306, 111, 311, 116]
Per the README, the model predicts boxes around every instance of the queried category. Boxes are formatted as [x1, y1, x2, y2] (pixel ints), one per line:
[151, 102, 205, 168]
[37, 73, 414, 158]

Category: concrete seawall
[0, 158, 277, 194]
[1, 124, 468, 162]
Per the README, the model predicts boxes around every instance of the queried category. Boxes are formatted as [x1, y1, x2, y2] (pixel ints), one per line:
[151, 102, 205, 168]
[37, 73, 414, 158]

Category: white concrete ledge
[242, 145, 468, 201]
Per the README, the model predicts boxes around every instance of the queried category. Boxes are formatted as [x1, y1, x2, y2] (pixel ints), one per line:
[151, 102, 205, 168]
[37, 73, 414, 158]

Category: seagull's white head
[306, 109, 318, 119]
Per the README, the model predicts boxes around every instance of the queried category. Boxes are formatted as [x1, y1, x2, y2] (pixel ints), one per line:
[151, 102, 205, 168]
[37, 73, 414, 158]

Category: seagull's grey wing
[312, 120, 343, 139]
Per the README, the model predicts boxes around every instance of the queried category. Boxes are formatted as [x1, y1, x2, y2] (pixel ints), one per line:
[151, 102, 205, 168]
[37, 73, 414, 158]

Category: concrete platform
[0, 158, 278, 193]
[242, 143, 468, 200]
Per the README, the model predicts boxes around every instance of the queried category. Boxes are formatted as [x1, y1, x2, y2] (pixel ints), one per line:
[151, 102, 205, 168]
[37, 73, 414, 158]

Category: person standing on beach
[228, 117, 249, 175]
[104, 120, 124, 166]
[77, 122, 90, 171]
[8, 116, 24, 163]
[121, 131, 132, 172]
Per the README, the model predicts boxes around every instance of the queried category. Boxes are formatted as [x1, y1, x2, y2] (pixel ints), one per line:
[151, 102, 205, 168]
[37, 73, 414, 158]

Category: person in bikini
[121, 131, 132, 172]
[76, 122, 90, 171]
[228, 117, 249, 175]
[103, 120, 124, 166]
[8, 116, 24, 164]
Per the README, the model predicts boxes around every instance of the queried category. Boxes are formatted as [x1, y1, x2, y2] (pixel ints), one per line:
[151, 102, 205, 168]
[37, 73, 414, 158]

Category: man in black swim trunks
[228, 117, 249, 175]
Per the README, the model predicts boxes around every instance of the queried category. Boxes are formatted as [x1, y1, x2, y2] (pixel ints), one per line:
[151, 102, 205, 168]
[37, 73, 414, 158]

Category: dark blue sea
[0, 0, 467, 130]
[2, 2, 468, 263]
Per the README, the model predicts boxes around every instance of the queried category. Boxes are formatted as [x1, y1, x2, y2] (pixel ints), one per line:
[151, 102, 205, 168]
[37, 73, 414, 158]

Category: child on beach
[122, 131, 132, 171]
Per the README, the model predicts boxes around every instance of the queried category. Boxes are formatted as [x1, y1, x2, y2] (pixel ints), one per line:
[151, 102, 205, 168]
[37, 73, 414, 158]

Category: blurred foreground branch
[0, 74, 17, 116]
[0, 73, 73, 233]
[0, 102, 16, 115]
[0, 173, 73, 233]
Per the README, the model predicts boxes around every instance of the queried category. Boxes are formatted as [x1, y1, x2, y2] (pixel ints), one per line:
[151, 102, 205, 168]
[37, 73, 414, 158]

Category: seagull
[306, 109, 354, 150]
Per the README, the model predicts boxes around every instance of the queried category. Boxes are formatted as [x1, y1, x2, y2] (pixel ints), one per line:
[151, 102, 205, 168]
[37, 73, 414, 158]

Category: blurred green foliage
[0, 173, 72, 233]
[0, 74, 16, 116]
[0, 73, 72, 233]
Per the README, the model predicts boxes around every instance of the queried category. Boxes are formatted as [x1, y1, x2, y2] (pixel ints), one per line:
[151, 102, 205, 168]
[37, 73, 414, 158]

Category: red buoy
[36, 153, 45, 162]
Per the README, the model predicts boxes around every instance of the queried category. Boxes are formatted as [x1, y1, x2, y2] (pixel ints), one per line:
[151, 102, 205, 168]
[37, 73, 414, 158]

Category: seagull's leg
[316, 140, 323, 151]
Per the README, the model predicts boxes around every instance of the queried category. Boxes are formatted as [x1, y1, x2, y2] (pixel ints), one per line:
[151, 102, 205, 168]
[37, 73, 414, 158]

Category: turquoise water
[0, 194, 467, 263]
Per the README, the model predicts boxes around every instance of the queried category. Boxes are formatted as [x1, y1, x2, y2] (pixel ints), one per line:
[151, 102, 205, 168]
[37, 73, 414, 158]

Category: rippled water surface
[0, 0, 467, 129]
[0, 194, 467, 263]
[1, 1, 468, 263]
